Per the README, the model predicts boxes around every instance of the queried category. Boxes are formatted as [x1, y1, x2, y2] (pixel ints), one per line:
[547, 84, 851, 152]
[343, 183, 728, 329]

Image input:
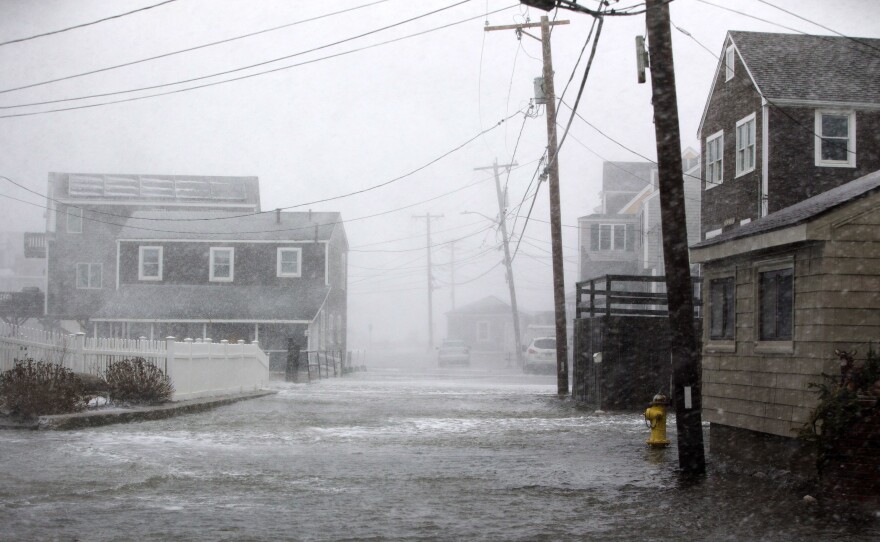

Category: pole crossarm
[484, 20, 569, 32]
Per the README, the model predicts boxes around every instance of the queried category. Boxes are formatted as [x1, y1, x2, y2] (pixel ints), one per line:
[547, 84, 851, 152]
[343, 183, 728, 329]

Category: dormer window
[725, 45, 735, 82]
[815, 110, 856, 168]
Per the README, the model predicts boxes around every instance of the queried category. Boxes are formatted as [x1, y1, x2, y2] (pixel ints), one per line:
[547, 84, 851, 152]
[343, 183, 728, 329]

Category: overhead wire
[0, 1, 471, 111]
[755, 0, 880, 56]
[0, 3, 520, 119]
[0, 0, 391, 95]
[0, 109, 528, 224]
[0, 0, 178, 47]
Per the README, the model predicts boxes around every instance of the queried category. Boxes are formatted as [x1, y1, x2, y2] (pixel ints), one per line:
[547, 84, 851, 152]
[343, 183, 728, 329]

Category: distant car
[437, 339, 470, 367]
[523, 337, 556, 374]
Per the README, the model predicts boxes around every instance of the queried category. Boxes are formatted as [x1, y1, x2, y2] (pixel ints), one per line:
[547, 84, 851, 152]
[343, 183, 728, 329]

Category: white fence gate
[0, 322, 269, 401]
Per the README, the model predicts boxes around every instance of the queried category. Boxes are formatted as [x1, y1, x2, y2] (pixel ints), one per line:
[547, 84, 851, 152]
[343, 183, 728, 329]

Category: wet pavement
[1, 367, 877, 541]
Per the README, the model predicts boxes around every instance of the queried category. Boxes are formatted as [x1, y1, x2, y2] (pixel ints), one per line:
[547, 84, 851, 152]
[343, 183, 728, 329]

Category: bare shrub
[103, 357, 173, 404]
[0, 358, 84, 418]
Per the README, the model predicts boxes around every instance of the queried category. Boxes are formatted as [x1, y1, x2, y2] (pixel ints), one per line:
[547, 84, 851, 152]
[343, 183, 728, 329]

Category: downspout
[761, 98, 770, 217]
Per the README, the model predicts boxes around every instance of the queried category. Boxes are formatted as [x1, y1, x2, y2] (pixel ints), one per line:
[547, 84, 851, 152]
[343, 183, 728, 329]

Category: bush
[0, 359, 84, 418]
[103, 357, 173, 404]
[801, 348, 880, 472]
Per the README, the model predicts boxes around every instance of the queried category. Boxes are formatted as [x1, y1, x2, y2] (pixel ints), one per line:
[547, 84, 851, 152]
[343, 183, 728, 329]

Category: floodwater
[1, 368, 877, 541]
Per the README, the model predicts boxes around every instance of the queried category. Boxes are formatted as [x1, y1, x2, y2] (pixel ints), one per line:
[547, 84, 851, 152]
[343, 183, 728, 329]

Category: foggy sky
[1, 0, 878, 346]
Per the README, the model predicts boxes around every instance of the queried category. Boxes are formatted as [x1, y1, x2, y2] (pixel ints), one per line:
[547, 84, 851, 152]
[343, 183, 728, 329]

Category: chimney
[276, 208, 281, 224]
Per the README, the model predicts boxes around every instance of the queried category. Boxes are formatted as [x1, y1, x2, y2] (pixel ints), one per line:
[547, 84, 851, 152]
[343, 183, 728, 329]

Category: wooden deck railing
[575, 274, 702, 318]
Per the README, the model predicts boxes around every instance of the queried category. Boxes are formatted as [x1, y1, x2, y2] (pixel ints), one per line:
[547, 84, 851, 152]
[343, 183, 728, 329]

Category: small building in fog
[445, 295, 530, 353]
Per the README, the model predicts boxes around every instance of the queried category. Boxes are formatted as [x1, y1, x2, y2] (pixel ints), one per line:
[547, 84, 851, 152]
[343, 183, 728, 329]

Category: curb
[1, 390, 277, 431]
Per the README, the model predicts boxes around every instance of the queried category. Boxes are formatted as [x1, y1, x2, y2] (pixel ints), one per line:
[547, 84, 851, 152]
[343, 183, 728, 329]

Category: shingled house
[692, 170, 880, 470]
[45, 173, 347, 369]
[693, 31, 880, 469]
[698, 31, 880, 240]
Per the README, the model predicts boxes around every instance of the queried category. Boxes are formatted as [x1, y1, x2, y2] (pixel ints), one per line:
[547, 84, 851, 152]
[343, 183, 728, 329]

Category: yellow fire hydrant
[644, 393, 670, 447]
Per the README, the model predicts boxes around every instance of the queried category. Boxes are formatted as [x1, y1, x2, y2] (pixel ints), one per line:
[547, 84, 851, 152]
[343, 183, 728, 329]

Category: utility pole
[414, 213, 443, 352]
[645, 0, 706, 475]
[474, 158, 523, 367]
[446, 240, 457, 311]
[485, 16, 570, 396]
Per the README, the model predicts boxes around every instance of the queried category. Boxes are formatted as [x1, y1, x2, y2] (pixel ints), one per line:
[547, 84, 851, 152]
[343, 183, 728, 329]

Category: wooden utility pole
[474, 158, 523, 367]
[414, 213, 443, 351]
[645, 0, 706, 475]
[446, 240, 457, 311]
[486, 16, 570, 395]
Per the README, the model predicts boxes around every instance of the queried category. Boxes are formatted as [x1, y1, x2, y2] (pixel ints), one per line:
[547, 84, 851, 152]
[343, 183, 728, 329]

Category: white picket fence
[0, 321, 269, 401]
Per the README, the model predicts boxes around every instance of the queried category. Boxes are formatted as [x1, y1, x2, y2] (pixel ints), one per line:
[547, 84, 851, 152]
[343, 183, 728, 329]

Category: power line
[0, 0, 390, 95]
[755, 0, 880, 56]
[0, 1, 470, 110]
[0, 109, 529, 224]
[0, 0, 179, 47]
[0, 155, 543, 238]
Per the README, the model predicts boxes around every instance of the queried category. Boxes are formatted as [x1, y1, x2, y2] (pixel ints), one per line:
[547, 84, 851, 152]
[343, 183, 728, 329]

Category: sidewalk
[0, 390, 276, 430]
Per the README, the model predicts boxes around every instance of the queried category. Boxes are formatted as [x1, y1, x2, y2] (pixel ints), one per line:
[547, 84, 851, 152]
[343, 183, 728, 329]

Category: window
[725, 45, 735, 82]
[209, 247, 234, 282]
[591, 223, 634, 251]
[138, 246, 163, 281]
[709, 277, 735, 340]
[277, 247, 302, 277]
[477, 321, 490, 342]
[759, 267, 793, 341]
[815, 110, 856, 167]
[735, 113, 756, 176]
[67, 207, 83, 233]
[76, 263, 102, 289]
[705, 131, 723, 187]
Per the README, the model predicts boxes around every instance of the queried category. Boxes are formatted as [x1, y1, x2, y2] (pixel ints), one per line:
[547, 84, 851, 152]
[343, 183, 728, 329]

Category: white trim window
[477, 321, 490, 342]
[725, 45, 735, 82]
[591, 223, 634, 251]
[67, 207, 83, 233]
[815, 110, 856, 167]
[138, 246, 163, 281]
[735, 113, 756, 176]
[277, 247, 302, 277]
[209, 247, 234, 282]
[705, 130, 724, 188]
[76, 263, 102, 289]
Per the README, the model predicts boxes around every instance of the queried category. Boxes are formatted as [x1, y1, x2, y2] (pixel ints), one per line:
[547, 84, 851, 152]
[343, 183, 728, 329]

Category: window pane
[89, 264, 102, 289]
[822, 114, 848, 138]
[760, 272, 777, 339]
[76, 264, 88, 288]
[280, 249, 299, 274]
[613, 225, 625, 250]
[822, 138, 848, 161]
[600, 225, 611, 250]
[213, 250, 232, 278]
[776, 270, 793, 340]
[590, 224, 600, 250]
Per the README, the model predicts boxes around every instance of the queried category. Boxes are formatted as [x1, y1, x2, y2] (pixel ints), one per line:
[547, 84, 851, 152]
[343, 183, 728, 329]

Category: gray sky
[1, 0, 878, 346]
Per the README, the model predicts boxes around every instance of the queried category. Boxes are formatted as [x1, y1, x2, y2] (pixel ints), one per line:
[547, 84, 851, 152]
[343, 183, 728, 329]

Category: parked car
[437, 339, 470, 367]
[523, 337, 556, 374]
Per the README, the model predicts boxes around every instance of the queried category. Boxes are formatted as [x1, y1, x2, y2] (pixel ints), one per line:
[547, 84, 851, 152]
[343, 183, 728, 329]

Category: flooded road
[1, 369, 877, 540]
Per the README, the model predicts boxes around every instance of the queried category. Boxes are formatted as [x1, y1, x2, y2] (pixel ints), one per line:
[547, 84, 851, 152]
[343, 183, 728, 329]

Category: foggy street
[2, 359, 877, 541]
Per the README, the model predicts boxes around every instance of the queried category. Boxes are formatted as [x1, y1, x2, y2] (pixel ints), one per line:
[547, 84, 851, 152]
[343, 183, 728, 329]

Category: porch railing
[575, 274, 702, 318]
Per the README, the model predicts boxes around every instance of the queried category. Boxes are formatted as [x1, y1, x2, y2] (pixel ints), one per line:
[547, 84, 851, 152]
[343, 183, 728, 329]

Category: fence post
[286, 339, 300, 382]
[165, 336, 175, 378]
[74, 332, 86, 373]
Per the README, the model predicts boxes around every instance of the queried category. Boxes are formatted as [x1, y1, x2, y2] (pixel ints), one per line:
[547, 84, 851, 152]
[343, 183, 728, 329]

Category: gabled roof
[448, 295, 512, 315]
[697, 31, 880, 138]
[729, 31, 880, 103]
[692, 168, 880, 251]
[602, 161, 654, 192]
[117, 210, 341, 241]
[92, 284, 329, 322]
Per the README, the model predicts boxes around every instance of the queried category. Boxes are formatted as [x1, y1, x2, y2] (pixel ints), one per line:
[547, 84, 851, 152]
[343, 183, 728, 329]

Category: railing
[24, 232, 46, 258]
[0, 322, 269, 400]
[575, 274, 702, 318]
[301, 349, 345, 381]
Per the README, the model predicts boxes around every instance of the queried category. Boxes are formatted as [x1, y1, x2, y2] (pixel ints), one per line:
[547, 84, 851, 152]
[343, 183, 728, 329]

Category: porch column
[254, 323, 259, 342]
[202, 323, 207, 340]
[150, 323, 154, 341]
